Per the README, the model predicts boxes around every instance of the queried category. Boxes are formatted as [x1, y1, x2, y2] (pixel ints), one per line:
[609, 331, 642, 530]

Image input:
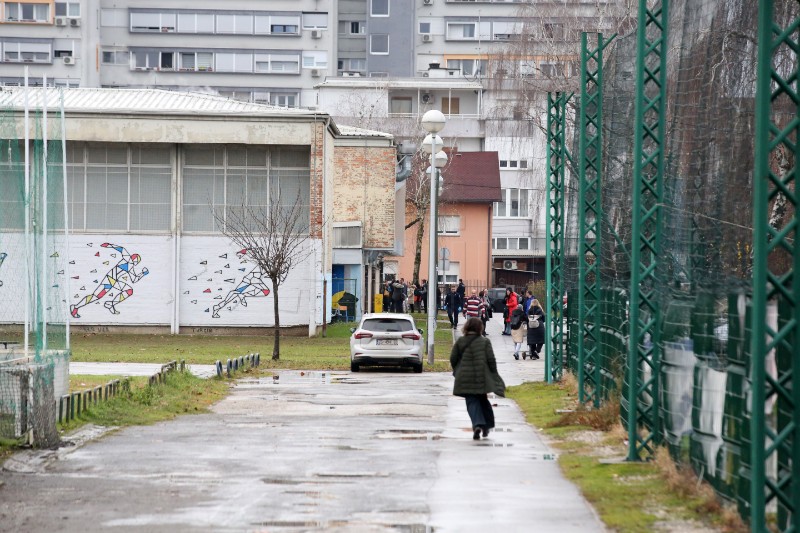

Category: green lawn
[70, 319, 455, 372]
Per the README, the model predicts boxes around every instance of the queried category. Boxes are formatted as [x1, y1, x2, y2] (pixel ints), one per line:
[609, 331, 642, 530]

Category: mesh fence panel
[561, 0, 799, 521]
[0, 87, 70, 447]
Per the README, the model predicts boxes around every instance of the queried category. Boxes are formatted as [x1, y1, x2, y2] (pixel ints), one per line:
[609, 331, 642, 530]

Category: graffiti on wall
[184, 248, 272, 318]
[70, 243, 150, 318]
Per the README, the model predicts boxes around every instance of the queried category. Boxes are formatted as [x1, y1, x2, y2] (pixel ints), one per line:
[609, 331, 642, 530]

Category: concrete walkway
[0, 316, 606, 532]
[70, 361, 218, 379]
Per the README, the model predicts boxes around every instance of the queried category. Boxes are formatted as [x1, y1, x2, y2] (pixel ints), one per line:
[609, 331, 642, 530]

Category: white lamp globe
[421, 109, 446, 134]
[433, 150, 448, 168]
[421, 134, 443, 154]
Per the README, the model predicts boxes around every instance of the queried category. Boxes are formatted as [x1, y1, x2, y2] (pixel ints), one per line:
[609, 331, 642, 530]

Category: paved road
[1, 318, 604, 532]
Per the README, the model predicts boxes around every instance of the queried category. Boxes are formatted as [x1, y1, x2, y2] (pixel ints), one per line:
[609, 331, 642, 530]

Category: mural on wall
[210, 249, 270, 318]
[0, 252, 5, 287]
[69, 243, 150, 319]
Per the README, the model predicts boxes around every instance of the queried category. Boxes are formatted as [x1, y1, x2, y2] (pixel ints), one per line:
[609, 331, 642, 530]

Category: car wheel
[413, 363, 423, 374]
[351, 362, 360, 372]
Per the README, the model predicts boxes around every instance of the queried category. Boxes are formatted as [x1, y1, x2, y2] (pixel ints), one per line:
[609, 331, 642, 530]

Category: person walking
[522, 290, 534, 314]
[527, 298, 545, 360]
[479, 289, 491, 336]
[510, 305, 527, 360]
[450, 317, 505, 440]
[463, 289, 486, 322]
[391, 278, 405, 313]
[502, 287, 518, 335]
[444, 285, 463, 329]
[419, 279, 428, 313]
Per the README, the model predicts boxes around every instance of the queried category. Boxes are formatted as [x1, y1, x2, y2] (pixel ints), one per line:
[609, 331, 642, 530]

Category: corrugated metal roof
[316, 77, 483, 91]
[336, 124, 394, 138]
[0, 87, 326, 117]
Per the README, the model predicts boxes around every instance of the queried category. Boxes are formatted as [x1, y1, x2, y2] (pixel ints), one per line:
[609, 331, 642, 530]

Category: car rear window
[361, 318, 414, 333]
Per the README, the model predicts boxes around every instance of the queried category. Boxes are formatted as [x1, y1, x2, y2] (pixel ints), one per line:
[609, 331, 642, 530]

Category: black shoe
[482, 428, 490, 438]
[522, 353, 527, 360]
[513, 353, 519, 360]
[532, 354, 540, 360]
[473, 428, 481, 440]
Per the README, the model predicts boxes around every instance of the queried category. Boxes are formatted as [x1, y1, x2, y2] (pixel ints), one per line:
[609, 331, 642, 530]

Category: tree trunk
[272, 278, 280, 360]
[413, 215, 426, 285]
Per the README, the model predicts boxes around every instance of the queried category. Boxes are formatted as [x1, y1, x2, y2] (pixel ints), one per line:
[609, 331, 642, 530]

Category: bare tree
[213, 188, 314, 360]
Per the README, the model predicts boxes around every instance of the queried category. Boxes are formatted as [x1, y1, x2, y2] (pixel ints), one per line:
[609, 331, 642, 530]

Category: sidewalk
[69, 361, 217, 379]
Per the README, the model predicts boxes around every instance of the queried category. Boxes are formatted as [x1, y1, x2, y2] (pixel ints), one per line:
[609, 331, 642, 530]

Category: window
[302, 12, 327, 29]
[215, 52, 253, 73]
[102, 50, 129, 65]
[2, 41, 51, 63]
[177, 13, 214, 33]
[493, 237, 530, 251]
[182, 145, 310, 233]
[66, 143, 172, 232]
[438, 215, 460, 235]
[348, 58, 366, 71]
[370, 34, 389, 55]
[179, 52, 213, 71]
[302, 51, 327, 68]
[269, 54, 300, 73]
[5, 2, 49, 22]
[419, 22, 431, 34]
[132, 50, 158, 70]
[447, 23, 476, 40]
[499, 159, 527, 169]
[446, 58, 487, 76]
[55, 1, 80, 17]
[390, 97, 412, 114]
[216, 14, 253, 34]
[130, 12, 176, 32]
[160, 52, 174, 70]
[440, 97, 460, 114]
[437, 261, 459, 285]
[494, 188, 530, 217]
[333, 224, 362, 247]
[271, 93, 297, 107]
[371, 0, 389, 16]
[349, 21, 365, 34]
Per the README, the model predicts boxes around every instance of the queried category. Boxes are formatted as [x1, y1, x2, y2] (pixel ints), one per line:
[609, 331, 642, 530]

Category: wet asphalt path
[0, 319, 604, 532]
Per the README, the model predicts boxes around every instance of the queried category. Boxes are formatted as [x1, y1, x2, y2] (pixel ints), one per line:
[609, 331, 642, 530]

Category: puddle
[374, 429, 442, 441]
[252, 521, 433, 532]
[267, 371, 332, 385]
[476, 442, 515, 447]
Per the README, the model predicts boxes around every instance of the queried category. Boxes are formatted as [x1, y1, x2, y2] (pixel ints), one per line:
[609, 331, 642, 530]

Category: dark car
[487, 288, 507, 313]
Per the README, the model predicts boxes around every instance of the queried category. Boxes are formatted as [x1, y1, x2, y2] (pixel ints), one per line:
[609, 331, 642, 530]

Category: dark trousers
[529, 343, 543, 356]
[465, 394, 495, 430]
[392, 299, 403, 312]
[447, 308, 459, 327]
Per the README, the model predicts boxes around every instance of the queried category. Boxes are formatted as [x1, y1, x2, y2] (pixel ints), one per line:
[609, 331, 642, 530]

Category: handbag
[530, 316, 540, 329]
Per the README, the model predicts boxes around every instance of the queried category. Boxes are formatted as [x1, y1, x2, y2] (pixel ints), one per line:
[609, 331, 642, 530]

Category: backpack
[510, 309, 523, 329]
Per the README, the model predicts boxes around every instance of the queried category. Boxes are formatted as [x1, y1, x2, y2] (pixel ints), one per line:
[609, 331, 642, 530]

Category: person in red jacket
[502, 287, 518, 335]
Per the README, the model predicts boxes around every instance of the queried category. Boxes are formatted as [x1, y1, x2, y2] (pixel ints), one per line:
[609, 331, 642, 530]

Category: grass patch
[59, 369, 230, 432]
[69, 374, 144, 393]
[71, 319, 456, 372]
[507, 377, 748, 533]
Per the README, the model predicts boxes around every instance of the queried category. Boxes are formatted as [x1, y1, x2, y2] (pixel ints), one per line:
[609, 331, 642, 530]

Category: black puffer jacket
[450, 333, 497, 397]
[527, 305, 545, 344]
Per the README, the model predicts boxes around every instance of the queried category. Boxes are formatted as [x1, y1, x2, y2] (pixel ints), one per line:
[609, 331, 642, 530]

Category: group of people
[382, 277, 429, 313]
[443, 282, 494, 336]
[501, 288, 545, 361]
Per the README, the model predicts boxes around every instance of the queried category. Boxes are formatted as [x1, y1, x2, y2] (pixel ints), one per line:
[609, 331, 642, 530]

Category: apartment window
[130, 12, 176, 32]
[5, 2, 49, 22]
[160, 52, 174, 70]
[349, 21, 366, 34]
[177, 13, 214, 33]
[2, 41, 51, 63]
[370, 34, 389, 55]
[494, 188, 530, 217]
[66, 143, 172, 232]
[390, 97, 412, 114]
[348, 58, 366, 71]
[371, 0, 389, 16]
[441, 97, 460, 114]
[179, 52, 213, 71]
[53, 39, 74, 58]
[102, 50, 129, 65]
[55, 1, 80, 17]
[216, 14, 253, 35]
[333, 224, 362, 248]
[302, 51, 327, 68]
[182, 145, 310, 233]
[493, 238, 529, 251]
[446, 58, 486, 76]
[438, 261, 459, 285]
[419, 22, 431, 34]
[447, 23, 476, 40]
[271, 93, 297, 107]
[215, 53, 254, 73]
[132, 50, 158, 70]
[438, 215, 460, 235]
[302, 12, 327, 29]
[499, 159, 528, 169]
[269, 54, 300, 73]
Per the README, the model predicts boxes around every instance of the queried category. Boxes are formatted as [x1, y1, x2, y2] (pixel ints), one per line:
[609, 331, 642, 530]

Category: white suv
[349, 313, 424, 373]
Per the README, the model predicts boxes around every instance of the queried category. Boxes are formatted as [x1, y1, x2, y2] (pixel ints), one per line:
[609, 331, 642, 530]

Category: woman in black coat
[527, 298, 545, 360]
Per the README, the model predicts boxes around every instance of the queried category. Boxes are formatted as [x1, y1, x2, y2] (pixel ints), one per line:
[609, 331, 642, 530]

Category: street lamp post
[421, 110, 446, 365]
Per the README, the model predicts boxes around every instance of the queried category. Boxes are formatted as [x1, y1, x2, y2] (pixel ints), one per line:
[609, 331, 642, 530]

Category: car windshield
[361, 318, 414, 333]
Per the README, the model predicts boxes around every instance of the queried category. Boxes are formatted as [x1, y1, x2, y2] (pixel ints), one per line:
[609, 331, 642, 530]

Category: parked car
[487, 288, 507, 313]
[349, 313, 424, 373]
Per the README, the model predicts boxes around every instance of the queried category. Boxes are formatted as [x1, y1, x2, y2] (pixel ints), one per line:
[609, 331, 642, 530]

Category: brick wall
[332, 145, 396, 249]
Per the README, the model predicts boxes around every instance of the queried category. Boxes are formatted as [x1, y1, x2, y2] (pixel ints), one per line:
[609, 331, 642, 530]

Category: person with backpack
[527, 298, 545, 360]
[510, 305, 527, 360]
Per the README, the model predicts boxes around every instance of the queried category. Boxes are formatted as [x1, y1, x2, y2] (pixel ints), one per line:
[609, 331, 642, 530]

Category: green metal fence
[554, 0, 799, 529]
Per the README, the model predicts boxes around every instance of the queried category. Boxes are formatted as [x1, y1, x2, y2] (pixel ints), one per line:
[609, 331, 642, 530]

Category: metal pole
[427, 136, 437, 365]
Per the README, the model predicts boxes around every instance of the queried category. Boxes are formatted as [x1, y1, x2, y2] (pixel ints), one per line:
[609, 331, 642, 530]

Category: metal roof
[0, 87, 327, 118]
[315, 77, 483, 91]
[336, 124, 394, 139]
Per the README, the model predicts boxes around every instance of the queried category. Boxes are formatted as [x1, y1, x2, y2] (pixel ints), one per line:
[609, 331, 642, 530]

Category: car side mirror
[350, 327, 356, 333]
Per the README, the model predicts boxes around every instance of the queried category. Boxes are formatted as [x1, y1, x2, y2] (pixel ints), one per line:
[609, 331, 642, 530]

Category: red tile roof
[439, 149, 502, 203]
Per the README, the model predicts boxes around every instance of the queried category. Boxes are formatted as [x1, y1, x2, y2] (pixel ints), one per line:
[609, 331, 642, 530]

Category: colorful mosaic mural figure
[211, 249, 270, 318]
[70, 243, 149, 318]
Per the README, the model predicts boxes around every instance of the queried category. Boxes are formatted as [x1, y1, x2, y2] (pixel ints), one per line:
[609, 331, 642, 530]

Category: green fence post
[751, 2, 800, 530]
[626, 0, 668, 462]
[578, 32, 614, 407]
